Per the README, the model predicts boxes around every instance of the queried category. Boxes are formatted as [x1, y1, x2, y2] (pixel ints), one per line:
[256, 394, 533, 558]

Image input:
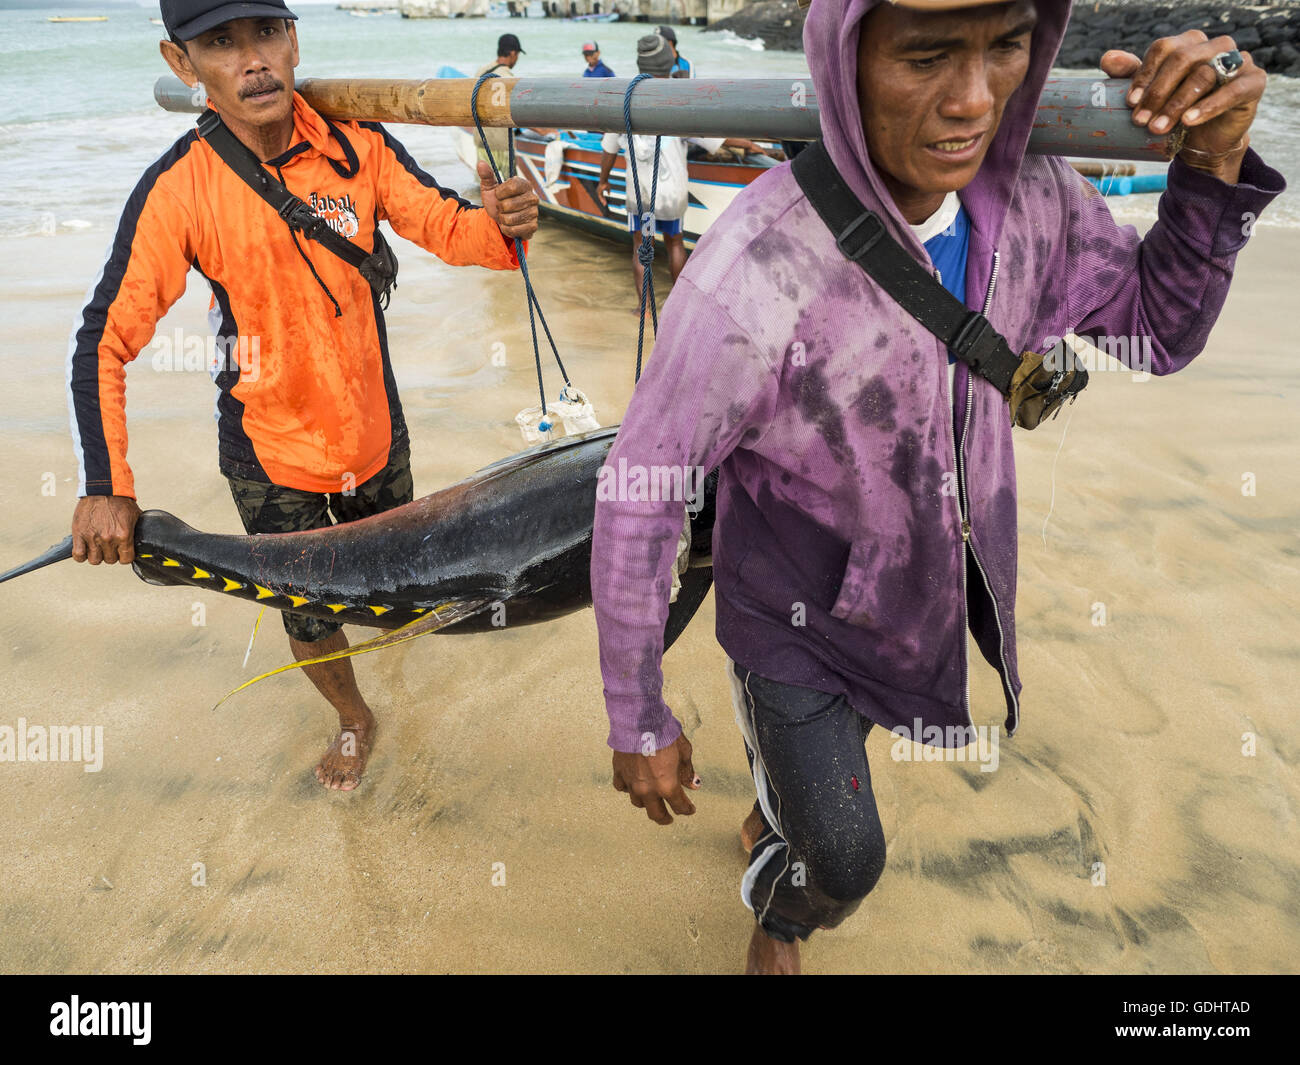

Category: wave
[714, 29, 766, 52]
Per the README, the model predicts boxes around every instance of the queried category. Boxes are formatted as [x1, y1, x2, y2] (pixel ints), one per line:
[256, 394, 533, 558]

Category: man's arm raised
[1052, 35, 1283, 375]
[365, 123, 536, 268]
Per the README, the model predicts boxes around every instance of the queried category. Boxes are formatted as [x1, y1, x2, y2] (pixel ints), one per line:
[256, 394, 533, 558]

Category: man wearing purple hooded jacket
[591, 0, 1283, 974]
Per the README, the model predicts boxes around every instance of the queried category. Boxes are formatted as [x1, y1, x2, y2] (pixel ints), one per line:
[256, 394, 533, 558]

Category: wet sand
[0, 216, 1297, 974]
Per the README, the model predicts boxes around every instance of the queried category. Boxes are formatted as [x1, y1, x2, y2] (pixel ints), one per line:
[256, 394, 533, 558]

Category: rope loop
[622, 73, 663, 384]
[470, 71, 570, 416]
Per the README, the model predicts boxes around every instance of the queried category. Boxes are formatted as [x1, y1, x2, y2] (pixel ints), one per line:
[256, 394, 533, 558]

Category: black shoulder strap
[197, 109, 370, 270]
[791, 140, 1021, 397]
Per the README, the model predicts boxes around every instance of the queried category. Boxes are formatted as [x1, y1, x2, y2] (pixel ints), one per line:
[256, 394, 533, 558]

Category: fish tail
[0, 536, 75, 585]
[212, 598, 492, 708]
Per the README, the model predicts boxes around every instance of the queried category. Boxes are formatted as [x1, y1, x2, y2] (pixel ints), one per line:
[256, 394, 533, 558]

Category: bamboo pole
[153, 75, 1174, 161]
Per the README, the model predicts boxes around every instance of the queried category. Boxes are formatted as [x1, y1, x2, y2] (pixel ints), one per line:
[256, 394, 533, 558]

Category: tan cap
[796, 0, 1014, 8]
[889, 0, 1021, 6]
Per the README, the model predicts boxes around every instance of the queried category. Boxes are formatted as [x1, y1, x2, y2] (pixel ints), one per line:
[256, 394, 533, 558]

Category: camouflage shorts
[226, 447, 414, 643]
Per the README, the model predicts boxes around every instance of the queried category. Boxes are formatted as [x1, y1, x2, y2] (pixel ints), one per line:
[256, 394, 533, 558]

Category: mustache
[239, 76, 284, 100]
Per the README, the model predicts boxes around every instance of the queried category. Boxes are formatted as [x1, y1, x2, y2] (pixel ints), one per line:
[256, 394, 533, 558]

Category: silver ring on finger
[1209, 49, 1244, 87]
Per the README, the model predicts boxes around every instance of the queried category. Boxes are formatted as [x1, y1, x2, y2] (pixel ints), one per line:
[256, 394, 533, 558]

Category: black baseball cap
[498, 33, 525, 55]
[161, 0, 298, 42]
[657, 25, 678, 43]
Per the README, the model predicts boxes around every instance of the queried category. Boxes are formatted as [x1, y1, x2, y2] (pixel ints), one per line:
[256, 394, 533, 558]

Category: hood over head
[803, 0, 1073, 254]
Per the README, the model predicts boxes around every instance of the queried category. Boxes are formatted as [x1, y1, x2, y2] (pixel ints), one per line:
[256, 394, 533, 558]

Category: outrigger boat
[439, 66, 774, 250]
[435, 67, 1164, 251]
[452, 129, 1163, 249]
[455, 126, 773, 251]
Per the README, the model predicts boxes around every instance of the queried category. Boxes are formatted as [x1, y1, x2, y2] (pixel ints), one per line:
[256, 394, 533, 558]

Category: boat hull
[457, 128, 771, 250]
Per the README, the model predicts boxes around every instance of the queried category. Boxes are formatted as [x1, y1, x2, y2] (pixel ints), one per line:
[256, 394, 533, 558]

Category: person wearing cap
[595, 34, 776, 308]
[475, 33, 527, 176]
[656, 25, 692, 78]
[66, 1, 540, 793]
[592, 0, 1279, 974]
[581, 41, 614, 78]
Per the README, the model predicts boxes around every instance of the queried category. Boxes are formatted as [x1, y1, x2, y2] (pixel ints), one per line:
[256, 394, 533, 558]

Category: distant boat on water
[47, 16, 109, 22]
[437, 65, 766, 251]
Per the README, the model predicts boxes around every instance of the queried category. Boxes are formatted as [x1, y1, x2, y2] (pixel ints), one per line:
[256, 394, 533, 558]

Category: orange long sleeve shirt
[68, 93, 522, 497]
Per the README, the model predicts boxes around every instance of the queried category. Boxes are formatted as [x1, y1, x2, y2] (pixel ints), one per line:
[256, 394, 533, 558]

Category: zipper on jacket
[954, 250, 1020, 726]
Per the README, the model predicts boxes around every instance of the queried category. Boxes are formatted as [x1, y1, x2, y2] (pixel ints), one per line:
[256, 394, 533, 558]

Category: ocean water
[0, 5, 1296, 238]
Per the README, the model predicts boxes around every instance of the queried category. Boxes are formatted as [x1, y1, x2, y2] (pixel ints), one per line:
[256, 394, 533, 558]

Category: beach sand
[0, 216, 1296, 975]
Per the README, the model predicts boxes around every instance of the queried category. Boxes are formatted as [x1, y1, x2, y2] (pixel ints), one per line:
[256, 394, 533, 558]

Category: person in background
[475, 33, 526, 177]
[658, 25, 691, 77]
[582, 40, 614, 77]
[688, 138, 785, 168]
[596, 35, 762, 310]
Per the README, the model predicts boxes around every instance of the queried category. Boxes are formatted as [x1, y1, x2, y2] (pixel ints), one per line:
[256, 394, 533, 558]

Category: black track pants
[729, 660, 888, 943]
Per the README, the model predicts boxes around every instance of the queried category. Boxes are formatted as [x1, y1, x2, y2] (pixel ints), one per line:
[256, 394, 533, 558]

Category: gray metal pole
[153, 75, 1172, 161]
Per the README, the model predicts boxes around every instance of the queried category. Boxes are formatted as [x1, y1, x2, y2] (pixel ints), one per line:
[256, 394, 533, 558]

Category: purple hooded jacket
[591, 0, 1286, 753]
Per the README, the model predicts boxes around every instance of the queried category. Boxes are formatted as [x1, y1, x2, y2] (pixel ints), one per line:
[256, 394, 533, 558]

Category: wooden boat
[448, 126, 1165, 251]
[47, 15, 109, 22]
[438, 66, 769, 250]
[453, 125, 770, 251]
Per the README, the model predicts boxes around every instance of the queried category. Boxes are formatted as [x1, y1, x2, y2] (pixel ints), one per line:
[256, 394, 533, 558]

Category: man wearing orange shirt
[66, 0, 539, 790]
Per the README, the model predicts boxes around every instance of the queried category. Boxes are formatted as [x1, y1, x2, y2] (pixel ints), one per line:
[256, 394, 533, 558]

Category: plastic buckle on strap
[278, 197, 320, 236]
[196, 108, 220, 137]
[835, 211, 885, 262]
[951, 312, 999, 370]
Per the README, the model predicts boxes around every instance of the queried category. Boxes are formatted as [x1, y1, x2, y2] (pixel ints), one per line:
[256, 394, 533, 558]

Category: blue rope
[470, 72, 570, 422]
[622, 73, 662, 384]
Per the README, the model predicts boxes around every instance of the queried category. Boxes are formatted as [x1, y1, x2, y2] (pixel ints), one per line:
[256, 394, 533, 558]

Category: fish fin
[663, 566, 713, 653]
[0, 536, 74, 585]
[212, 599, 492, 709]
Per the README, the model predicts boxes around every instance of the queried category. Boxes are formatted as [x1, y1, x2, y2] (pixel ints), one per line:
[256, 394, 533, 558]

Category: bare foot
[745, 924, 801, 974]
[741, 806, 765, 855]
[314, 719, 376, 791]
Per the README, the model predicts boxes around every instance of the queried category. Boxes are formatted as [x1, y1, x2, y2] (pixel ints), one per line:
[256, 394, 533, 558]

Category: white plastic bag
[668, 506, 693, 604]
[543, 138, 567, 192]
[515, 385, 600, 444]
[629, 134, 688, 223]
